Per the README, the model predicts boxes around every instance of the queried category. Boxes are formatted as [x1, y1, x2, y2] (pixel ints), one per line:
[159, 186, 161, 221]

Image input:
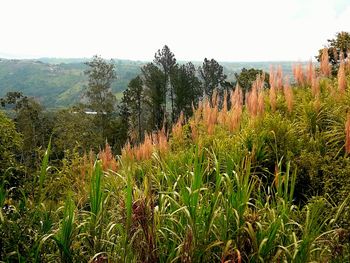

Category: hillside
[0, 58, 304, 108]
[0, 58, 144, 108]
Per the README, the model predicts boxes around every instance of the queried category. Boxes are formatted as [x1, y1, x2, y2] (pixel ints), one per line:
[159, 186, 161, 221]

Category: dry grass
[203, 93, 219, 135]
[246, 83, 258, 117]
[269, 66, 277, 112]
[321, 48, 331, 77]
[276, 65, 284, 91]
[155, 127, 169, 155]
[293, 63, 305, 86]
[257, 88, 265, 116]
[284, 76, 293, 113]
[306, 60, 314, 85]
[246, 74, 265, 117]
[269, 84, 277, 112]
[227, 85, 243, 131]
[172, 111, 185, 142]
[188, 86, 244, 138]
[99, 142, 118, 172]
[338, 55, 347, 93]
[218, 90, 228, 126]
[135, 134, 154, 161]
[121, 141, 133, 160]
[121, 128, 169, 162]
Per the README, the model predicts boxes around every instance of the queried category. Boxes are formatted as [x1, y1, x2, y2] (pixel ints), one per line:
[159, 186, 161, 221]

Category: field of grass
[1, 61, 350, 262]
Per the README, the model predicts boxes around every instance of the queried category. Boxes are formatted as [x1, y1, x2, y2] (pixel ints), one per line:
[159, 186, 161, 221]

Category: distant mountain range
[0, 57, 307, 109]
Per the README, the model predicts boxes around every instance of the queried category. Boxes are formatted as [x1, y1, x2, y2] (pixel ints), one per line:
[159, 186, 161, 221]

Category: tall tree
[154, 45, 177, 122]
[121, 76, 144, 142]
[199, 58, 227, 98]
[84, 55, 117, 140]
[142, 63, 166, 130]
[171, 62, 202, 118]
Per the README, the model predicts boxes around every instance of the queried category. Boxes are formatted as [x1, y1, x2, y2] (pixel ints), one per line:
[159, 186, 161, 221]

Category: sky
[0, 0, 349, 62]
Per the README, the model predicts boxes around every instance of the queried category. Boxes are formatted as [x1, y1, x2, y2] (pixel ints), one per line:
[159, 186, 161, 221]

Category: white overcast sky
[0, 0, 349, 61]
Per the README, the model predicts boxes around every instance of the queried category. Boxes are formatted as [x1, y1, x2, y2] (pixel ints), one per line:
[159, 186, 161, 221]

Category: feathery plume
[246, 83, 258, 117]
[269, 65, 276, 88]
[218, 90, 228, 125]
[172, 111, 184, 142]
[156, 127, 168, 155]
[190, 102, 202, 141]
[228, 85, 243, 131]
[306, 60, 314, 85]
[211, 88, 219, 107]
[122, 141, 133, 161]
[231, 84, 243, 109]
[257, 89, 265, 116]
[247, 74, 265, 117]
[276, 65, 284, 91]
[269, 66, 277, 112]
[269, 84, 276, 112]
[99, 142, 118, 172]
[320, 48, 331, 77]
[338, 54, 347, 93]
[284, 76, 293, 113]
[292, 63, 305, 86]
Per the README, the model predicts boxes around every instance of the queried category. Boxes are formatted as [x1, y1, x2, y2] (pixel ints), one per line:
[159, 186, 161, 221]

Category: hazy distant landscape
[0, 57, 304, 107]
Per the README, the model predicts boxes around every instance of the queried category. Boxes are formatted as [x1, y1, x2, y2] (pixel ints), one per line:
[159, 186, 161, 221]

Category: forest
[1, 31, 350, 262]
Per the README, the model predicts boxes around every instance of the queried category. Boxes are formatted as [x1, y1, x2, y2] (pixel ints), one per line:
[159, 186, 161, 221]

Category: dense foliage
[1, 32, 350, 262]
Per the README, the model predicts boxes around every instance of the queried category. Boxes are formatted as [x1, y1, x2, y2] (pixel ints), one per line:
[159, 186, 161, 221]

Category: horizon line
[0, 56, 315, 64]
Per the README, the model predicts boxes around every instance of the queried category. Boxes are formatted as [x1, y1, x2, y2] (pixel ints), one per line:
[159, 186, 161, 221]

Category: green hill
[0, 58, 304, 108]
[0, 58, 144, 108]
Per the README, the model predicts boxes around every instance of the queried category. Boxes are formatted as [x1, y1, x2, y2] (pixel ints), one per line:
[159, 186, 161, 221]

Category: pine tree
[122, 76, 144, 142]
[141, 63, 166, 130]
[171, 63, 201, 118]
[199, 58, 227, 98]
[84, 55, 117, 141]
[154, 45, 177, 122]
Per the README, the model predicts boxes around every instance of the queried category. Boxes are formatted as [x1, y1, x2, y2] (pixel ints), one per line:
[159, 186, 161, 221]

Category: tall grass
[86, 160, 107, 255]
[37, 137, 51, 204]
[52, 195, 75, 263]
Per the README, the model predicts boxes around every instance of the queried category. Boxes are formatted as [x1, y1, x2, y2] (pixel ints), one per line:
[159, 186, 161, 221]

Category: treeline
[122, 46, 226, 142]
